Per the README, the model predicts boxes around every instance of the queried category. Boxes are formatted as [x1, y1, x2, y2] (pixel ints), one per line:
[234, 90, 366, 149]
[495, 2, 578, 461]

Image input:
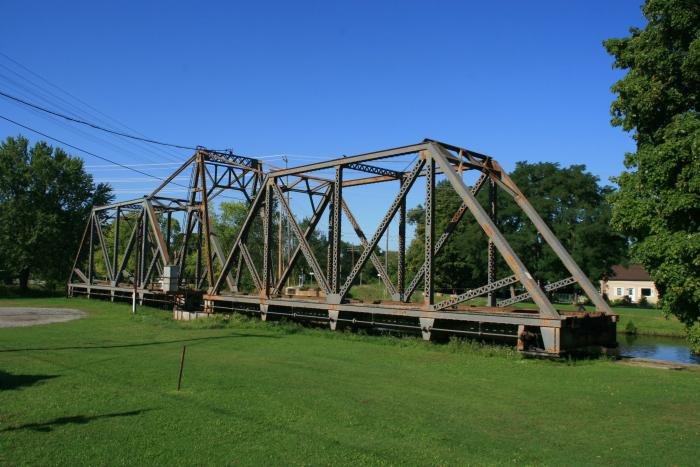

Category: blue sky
[0, 1, 644, 244]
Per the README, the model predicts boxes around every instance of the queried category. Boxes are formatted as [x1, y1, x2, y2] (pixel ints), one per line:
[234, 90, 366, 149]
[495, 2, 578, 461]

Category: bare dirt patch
[0, 307, 86, 328]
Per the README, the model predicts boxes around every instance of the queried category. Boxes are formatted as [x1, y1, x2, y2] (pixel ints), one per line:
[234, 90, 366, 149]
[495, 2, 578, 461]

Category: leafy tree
[406, 162, 627, 295]
[209, 200, 377, 292]
[604, 0, 699, 325]
[0, 136, 112, 290]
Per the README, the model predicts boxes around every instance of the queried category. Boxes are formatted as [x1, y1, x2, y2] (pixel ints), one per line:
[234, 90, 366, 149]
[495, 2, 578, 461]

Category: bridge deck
[68, 283, 617, 355]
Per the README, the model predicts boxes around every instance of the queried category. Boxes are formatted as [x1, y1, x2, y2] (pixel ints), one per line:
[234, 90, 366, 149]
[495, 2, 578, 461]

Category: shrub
[687, 322, 700, 355]
[624, 320, 638, 335]
[611, 296, 632, 307]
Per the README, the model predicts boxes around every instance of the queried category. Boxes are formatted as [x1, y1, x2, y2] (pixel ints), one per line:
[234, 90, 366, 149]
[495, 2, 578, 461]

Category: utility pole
[347, 244, 361, 286]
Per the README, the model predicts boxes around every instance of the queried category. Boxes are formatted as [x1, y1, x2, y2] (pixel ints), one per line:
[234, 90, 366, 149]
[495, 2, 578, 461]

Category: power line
[0, 51, 191, 162]
[0, 114, 251, 205]
[0, 113, 177, 183]
[0, 61, 189, 164]
[0, 89, 218, 152]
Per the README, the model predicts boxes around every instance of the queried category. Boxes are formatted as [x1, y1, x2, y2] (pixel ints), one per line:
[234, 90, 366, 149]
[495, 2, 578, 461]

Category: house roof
[609, 264, 652, 281]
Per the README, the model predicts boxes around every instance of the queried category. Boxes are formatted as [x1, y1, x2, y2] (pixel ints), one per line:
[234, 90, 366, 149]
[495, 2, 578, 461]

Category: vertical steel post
[134, 214, 142, 311]
[424, 155, 435, 307]
[198, 154, 215, 289]
[166, 211, 172, 259]
[262, 181, 273, 297]
[88, 214, 94, 286]
[195, 218, 202, 287]
[278, 196, 283, 280]
[331, 166, 343, 293]
[487, 179, 498, 307]
[397, 177, 406, 301]
[326, 205, 333, 282]
[140, 210, 147, 287]
[113, 207, 120, 281]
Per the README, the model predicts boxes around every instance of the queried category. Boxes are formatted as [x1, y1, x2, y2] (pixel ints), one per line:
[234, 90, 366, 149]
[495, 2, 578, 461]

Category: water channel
[617, 334, 699, 365]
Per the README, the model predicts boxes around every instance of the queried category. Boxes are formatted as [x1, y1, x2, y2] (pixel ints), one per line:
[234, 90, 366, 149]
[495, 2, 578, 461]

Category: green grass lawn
[350, 282, 688, 337]
[523, 302, 687, 337]
[1, 297, 699, 465]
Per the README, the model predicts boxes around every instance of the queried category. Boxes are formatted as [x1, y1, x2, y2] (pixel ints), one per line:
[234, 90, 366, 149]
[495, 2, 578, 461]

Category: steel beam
[271, 182, 331, 294]
[491, 160, 612, 314]
[428, 143, 560, 319]
[424, 154, 435, 307]
[345, 162, 402, 178]
[338, 158, 425, 301]
[93, 213, 113, 283]
[113, 212, 142, 286]
[404, 172, 488, 302]
[497, 276, 576, 307]
[113, 207, 120, 280]
[262, 182, 273, 297]
[397, 178, 406, 300]
[269, 143, 429, 177]
[433, 275, 518, 311]
[487, 179, 498, 307]
[273, 188, 332, 295]
[198, 153, 215, 290]
[212, 176, 269, 293]
[143, 199, 171, 266]
[69, 211, 92, 284]
[340, 200, 398, 298]
[330, 166, 343, 294]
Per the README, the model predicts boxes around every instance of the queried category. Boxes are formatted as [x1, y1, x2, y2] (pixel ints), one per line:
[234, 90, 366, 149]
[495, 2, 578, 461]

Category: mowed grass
[349, 282, 688, 337]
[1, 298, 699, 465]
[528, 303, 687, 337]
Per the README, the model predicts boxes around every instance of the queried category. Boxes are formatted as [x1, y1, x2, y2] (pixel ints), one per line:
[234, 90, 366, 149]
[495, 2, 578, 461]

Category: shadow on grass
[1, 409, 152, 433]
[0, 332, 280, 353]
[0, 370, 58, 391]
[0, 286, 62, 299]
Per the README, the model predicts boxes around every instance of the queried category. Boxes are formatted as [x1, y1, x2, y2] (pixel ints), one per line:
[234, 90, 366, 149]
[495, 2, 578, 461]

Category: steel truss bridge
[68, 140, 617, 354]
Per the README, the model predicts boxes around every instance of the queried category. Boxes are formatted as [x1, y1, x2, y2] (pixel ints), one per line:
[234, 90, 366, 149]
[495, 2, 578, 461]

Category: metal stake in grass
[177, 345, 187, 391]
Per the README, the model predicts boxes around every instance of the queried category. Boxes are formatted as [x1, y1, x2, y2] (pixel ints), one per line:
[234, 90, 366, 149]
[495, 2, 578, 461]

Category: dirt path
[0, 307, 86, 328]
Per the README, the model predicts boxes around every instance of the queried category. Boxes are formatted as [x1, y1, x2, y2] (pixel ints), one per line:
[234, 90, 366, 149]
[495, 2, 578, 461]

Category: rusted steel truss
[68, 140, 616, 354]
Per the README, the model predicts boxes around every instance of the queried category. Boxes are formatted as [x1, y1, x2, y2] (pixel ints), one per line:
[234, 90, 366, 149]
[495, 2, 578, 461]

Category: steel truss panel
[70, 140, 615, 353]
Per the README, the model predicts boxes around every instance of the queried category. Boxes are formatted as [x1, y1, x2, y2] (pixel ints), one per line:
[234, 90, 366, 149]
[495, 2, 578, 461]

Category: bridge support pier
[419, 317, 434, 341]
[328, 310, 339, 330]
[540, 327, 560, 354]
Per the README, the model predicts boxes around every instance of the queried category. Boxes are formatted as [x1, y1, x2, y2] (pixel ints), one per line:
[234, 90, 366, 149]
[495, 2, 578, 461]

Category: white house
[599, 264, 659, 304]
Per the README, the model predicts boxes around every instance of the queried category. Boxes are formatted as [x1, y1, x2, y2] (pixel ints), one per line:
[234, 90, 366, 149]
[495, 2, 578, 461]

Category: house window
[616, 288, 622, 296]
[627, 288, 635, 297]
[641, 288, 652, 297]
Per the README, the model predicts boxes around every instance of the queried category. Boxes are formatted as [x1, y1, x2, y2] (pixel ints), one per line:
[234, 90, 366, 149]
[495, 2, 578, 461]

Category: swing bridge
[68, 139, 617, 354]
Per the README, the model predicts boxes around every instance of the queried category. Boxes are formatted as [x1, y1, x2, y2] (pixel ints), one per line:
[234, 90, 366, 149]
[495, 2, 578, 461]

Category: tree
[604, 0, 699, 326]
[406, 162, 627, 295]
[0, 136, 112, 290]
[210, 200, 376, 292]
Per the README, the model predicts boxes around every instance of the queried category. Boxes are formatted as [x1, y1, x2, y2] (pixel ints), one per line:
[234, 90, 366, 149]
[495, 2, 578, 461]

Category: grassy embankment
[1, 296, 699, 465]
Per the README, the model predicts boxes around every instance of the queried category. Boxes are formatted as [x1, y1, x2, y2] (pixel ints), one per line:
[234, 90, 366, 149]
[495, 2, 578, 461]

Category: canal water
[617, 334, 700, 365]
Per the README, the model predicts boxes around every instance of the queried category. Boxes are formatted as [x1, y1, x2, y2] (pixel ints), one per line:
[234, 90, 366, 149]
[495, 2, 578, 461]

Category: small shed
[600, 264, 659, 304]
